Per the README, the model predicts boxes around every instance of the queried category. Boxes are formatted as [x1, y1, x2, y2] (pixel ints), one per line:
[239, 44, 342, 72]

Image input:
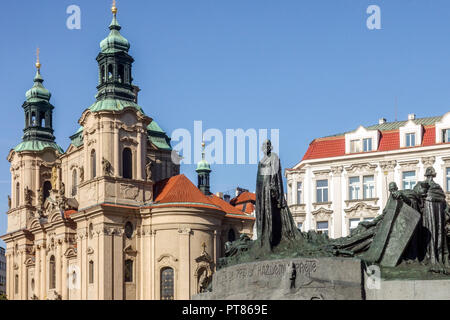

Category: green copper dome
[25, 70, 51, 103]
[196, 159, 211, 172]
[100, 15, 130, 54]
[88, 98, 144, 113]
[14, 140, 64, 154]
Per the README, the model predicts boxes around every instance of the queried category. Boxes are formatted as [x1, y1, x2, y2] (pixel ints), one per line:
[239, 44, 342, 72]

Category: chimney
[379, 118, 386, 125]
[224, 194, 231, 202]
[216, 192, 224, 199]
[408, 114, 416, 121]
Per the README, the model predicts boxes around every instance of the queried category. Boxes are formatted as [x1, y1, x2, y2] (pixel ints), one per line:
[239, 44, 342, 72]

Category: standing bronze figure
[256, 140, 300, 250]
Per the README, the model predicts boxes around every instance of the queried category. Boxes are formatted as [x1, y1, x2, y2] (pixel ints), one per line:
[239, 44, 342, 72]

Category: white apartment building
[286, 112, 450, 239]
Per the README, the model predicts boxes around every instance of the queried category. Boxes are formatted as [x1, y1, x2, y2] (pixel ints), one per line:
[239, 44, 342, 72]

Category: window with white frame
[349, 177, 360, 200]
[349, 219, 360, 232]
[317, 221, 329, 236]
[350, 140, 361, 153]
[406, 133, 416, 147]
[446, 168, 450, 192]
[402, 171, 416, 190]
[316, 180, 329, 203]
[443, 129, 450, 143]
[363, 138, 373, 152]
[363, 176, 375, 199]
[296, 182, 302, 205]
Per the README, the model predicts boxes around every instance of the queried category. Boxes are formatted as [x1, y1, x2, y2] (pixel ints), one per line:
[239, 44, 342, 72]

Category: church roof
[88, 98, 144, 113]
[208, 195, 254, 219]
[152, 174, 219, 209]
[100, 14, 130, 54]
[147, 120, 172, 150]
[14, 140, 64, 154]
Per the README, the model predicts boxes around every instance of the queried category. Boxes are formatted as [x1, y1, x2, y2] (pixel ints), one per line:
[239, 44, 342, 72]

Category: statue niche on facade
[102, 158, 112, 176]
[145, 157, 153, 182]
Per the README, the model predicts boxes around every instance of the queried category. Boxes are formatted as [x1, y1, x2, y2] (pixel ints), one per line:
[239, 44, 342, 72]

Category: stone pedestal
[193, 257, 364, 300]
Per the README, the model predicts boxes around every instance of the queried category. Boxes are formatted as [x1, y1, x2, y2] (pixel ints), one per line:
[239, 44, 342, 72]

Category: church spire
[95, 0, 136, 103]
[196, 140, 212, 195]
[14, 50, 63, 154]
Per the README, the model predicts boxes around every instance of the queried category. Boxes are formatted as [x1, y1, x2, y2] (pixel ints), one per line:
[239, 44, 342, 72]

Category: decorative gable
[345, 126, 380, 154]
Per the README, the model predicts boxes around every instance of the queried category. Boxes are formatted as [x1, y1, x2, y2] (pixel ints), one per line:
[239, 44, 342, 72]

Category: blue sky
[2, 0, 450, 246]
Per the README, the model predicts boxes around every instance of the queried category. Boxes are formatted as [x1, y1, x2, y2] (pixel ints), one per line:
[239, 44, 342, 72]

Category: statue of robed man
[256, 140, 301, 250]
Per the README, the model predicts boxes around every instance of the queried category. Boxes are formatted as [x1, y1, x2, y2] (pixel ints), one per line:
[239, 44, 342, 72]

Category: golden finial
[112, 0, 118, 15]
[35, 47, 41, 70]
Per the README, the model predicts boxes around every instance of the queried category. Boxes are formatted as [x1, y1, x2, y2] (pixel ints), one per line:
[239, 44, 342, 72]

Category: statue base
[193, 257, 364, 300]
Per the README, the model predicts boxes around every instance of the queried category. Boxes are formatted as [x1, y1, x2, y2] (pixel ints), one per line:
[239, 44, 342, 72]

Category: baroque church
[1, 3, 255, 300]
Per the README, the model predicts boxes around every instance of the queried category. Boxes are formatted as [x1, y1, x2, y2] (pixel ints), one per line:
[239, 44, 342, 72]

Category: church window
[72, 169, 78, 196]
[91, 149, 97, 178]
[16, 182, 20, 207]
[15, 275, 19, 295]
[89, 261, 94, 284]
[43, 181, 52, 201]
[160, 267, 174, 300]
[108, 65, 113, 80]
[40, 112, 45, 127]
[125, 260, 133, 283]
[122, 148, 133, 179]
[101, 65, 106, 84]
[49, 256, 56, 289]
[31, 112, 37, 126]
[118, 64, 125, 84]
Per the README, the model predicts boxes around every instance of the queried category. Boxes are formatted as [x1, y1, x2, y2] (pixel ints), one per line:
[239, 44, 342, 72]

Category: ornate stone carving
[398, 160, 419, 171]
[178, 227, 192, 235]
[345, 163, 377, 175]
[145, 157, 153, 182]
[344, 202, 380, 218]
[120, 183, 139, 200]
[421, 156, 436, 167]
[331, 166, 344, 175]
[311, 207, 333, 221]
[24, 186, 33, 206]
[313, 170, 331, 177]
[102, 157, 113, 176]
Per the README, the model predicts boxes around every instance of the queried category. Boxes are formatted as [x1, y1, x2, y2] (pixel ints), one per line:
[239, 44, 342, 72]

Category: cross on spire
[112, 0, 117, 15]
[201, 242, 207, 253]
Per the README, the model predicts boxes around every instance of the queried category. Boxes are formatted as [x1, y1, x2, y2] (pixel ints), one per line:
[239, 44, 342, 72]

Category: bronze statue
[256, 140, 300, 250]
[420, 167, 449, 270]
[102, 158, 112, 176]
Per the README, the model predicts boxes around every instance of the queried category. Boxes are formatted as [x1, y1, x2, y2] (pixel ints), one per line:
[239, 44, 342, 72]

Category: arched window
[91, 150, 97, 178]
[43, 181, 52, 202]
[15, 275, 19, 294]
[101, 65, 106, 84]
[89, 223, 94, 240]
[122, 148, 133, 179]
[160, 267, 174, 300]
[49, 256, 56, 289]
[108, 65, 113, 80]
[72, 169, 78, 196]
[40, 112, 45, 127]
[31, 112, 36, 126]
[26, 112, 30, 127]
[89, 261, 94, 284]
[118, 64, 125, 83]
[125, 260, 133, 283]
[16, 182, 20, 207]
[228, 228, 236, 242]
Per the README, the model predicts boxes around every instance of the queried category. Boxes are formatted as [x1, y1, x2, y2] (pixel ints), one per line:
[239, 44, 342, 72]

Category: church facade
[1, 5, 254, 300]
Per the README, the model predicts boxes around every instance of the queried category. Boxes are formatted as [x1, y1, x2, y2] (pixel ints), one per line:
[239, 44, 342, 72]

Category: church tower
[196, 142, 212, 195]
[6, 51, 62, 233]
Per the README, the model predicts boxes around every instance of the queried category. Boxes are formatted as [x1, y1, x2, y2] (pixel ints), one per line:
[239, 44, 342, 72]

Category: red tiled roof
[302, 125, 441, 161]
[235, 203, 255, 214]
[153, 174, 217, 207]
[230, 192, 256, 205]
[302, 136, 346, 161]
[209, 194, 250, 216]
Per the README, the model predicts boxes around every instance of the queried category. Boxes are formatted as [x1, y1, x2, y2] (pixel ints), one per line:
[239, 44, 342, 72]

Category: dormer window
[345, 126, 379, 154]
[443, 129, 450, 143]
[363, 138, 372, 152]
[406, 133, 416, 147]
[350, 140, 361, 153]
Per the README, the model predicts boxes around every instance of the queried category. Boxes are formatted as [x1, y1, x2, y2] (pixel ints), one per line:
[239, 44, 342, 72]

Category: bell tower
[196, 142, 212, 195]
[95, 0, 136, 102]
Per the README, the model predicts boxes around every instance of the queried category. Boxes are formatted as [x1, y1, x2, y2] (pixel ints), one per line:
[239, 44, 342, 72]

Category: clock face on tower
[125, 222, 133, 239]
